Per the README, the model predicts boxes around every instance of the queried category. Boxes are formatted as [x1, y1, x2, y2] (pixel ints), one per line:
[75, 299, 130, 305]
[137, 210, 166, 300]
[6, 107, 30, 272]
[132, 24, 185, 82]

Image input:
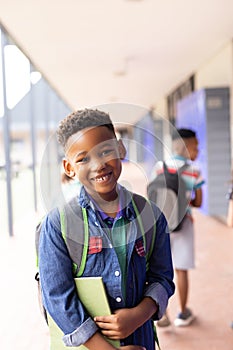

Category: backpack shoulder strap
[132, 193, 156, 264]
[35, 198, 88, 325]
[60, 197, 89, 277]
[163, 161, 169, 173]
[36, 198, 88, 276]
[177, 161, 189, 175]
[132, 193, 160, 350]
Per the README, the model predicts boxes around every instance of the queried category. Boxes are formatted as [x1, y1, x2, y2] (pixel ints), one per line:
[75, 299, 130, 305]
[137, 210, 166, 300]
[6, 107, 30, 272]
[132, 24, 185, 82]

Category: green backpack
[35, 193, 160, 348]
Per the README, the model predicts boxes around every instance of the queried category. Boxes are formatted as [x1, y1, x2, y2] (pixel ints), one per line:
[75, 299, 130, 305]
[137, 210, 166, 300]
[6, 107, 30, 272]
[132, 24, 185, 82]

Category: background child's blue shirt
[39, 185, 174, 349]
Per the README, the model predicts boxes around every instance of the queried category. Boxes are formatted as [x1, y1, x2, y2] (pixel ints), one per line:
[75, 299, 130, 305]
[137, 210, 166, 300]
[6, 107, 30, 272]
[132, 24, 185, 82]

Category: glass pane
[4, 45, 30, 109]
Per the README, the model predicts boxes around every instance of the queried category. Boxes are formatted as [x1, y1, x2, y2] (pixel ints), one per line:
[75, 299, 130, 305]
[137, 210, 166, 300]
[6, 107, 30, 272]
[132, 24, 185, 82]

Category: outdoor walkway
[0, 162, 233, 349]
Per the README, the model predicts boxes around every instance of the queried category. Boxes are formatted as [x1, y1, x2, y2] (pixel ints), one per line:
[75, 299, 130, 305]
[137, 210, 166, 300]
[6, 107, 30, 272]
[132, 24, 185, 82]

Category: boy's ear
[118, 139, 126, 160]
[63, 158, 75, 178]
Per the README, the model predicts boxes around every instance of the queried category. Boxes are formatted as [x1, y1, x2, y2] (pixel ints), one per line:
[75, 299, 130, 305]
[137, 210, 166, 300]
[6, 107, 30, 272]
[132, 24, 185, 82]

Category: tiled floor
[1, 162, 233, 349]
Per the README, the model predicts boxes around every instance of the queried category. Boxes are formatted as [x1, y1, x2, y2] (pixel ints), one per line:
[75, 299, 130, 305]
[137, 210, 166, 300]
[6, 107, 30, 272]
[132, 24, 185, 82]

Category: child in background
[155, 128, 205, 327]
[38, 109, 174, 349]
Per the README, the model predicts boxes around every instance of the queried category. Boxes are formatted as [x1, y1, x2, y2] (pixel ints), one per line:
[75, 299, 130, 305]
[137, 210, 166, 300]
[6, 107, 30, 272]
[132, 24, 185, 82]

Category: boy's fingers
[94, 315, 115, 323]
[95, 321, 114, 330]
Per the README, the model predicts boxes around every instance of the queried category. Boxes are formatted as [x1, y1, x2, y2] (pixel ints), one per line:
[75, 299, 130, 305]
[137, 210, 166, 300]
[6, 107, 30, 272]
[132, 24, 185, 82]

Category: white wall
[153, 98, 167, 120]
[195, 41, 233, 89]
[195, 40, 233, 164]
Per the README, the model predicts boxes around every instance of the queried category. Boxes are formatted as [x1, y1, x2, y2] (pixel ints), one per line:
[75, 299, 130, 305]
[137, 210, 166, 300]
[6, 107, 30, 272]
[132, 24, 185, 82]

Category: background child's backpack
[147, 161, 189, 232]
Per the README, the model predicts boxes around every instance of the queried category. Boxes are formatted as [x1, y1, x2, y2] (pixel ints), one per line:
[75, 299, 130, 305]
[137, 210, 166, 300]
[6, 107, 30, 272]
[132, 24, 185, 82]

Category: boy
[38, 109, 175, 349]
[154, 128, 204, 327]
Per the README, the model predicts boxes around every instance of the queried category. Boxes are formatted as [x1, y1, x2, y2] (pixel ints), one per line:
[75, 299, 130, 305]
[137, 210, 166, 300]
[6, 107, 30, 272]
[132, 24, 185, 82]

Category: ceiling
[1, 0, 233, 124]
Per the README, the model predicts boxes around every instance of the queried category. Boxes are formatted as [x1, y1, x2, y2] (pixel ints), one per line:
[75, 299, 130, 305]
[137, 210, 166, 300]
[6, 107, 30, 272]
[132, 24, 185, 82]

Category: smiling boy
[38, 109, 174, 350]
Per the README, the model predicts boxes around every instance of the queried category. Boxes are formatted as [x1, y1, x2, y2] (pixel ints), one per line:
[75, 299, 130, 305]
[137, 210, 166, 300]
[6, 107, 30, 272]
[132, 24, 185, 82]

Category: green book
[48, 277, 120, 349]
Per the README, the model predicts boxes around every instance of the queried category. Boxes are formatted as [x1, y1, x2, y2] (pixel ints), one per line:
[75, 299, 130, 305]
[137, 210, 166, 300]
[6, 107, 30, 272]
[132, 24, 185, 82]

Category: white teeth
[95, 174, 109, 182]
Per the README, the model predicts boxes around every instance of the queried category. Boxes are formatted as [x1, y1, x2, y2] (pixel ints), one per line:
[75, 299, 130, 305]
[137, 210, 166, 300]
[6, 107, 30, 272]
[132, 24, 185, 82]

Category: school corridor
[0, 161, 233, 350]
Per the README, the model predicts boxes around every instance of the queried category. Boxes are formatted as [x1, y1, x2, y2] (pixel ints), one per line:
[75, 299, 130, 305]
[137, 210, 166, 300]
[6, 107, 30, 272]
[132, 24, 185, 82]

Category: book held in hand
[48, 276, 120, 349]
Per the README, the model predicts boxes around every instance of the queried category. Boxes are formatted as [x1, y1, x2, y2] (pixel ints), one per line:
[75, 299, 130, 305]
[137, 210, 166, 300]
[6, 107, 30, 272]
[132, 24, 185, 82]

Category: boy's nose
[91, 158, 106, 172]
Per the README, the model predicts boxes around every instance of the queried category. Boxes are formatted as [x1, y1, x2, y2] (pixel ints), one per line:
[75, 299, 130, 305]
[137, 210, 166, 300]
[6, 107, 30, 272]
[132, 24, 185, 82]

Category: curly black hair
[57, 109, 116, 148]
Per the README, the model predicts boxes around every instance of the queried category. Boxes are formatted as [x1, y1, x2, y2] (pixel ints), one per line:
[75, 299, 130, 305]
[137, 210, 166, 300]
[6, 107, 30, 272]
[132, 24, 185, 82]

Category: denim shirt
[39, 185, 174, 350]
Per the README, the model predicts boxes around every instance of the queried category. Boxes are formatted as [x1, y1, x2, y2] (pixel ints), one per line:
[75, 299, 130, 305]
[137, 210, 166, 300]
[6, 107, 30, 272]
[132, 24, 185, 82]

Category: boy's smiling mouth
[92, 172, 113, 183]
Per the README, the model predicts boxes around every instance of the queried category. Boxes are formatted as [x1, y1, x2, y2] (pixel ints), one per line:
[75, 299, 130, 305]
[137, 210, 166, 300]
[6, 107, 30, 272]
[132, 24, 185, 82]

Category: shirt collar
[78, 184, 136, 221]
[172, 154, 189, 162]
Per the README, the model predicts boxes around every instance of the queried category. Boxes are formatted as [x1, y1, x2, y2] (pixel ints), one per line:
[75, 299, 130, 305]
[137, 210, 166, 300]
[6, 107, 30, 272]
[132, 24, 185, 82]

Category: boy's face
[184, 137, 199, 161]
[63, 126, 126, 201]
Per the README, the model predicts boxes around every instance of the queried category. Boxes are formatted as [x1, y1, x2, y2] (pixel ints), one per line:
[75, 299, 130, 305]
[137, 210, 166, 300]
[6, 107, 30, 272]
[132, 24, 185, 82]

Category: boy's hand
[94, 297, 158, 340]
[95, 308, 137, 339]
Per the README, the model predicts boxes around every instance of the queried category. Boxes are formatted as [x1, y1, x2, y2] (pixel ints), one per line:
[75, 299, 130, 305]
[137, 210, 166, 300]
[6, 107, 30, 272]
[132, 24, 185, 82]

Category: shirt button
[116, 297, 122, 303]
[115, 270, 120, 277]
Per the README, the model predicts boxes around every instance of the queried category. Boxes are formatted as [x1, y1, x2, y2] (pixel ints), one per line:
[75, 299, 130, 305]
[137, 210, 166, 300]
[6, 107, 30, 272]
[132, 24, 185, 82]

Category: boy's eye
[76, 156, 89, 163]
[101, 149, 114, 156]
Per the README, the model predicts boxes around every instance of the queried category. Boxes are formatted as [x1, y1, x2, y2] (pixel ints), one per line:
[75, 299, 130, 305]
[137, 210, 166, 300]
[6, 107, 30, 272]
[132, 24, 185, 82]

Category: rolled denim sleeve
[38, 209, 98, 346]
[144, 282, 169, 319]
[63, 318, 98, 346]
[144, 204, 175, 320]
